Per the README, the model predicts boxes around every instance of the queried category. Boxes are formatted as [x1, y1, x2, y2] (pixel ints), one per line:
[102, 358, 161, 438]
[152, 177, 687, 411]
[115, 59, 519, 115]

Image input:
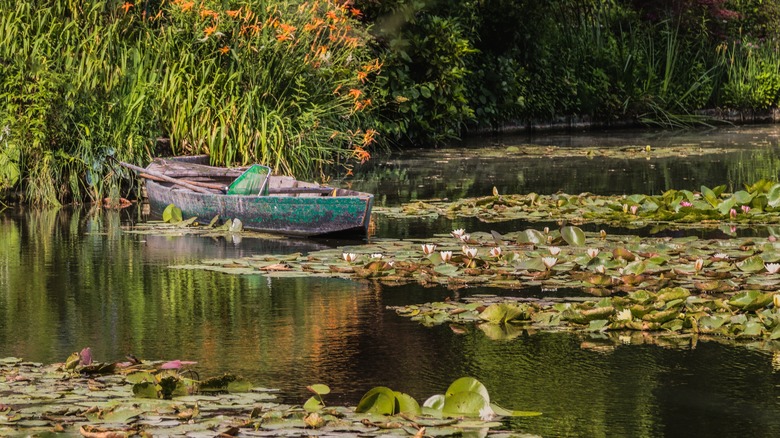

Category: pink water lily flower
[160, 360, 198, 370]
[680, 201, 692, 208]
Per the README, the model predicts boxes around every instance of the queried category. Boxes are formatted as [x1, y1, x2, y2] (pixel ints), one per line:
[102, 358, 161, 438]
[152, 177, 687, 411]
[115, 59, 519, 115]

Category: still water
[4, 126, 780, 436]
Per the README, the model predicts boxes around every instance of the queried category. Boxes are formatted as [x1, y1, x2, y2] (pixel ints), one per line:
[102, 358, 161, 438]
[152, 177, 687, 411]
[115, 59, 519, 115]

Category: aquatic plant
[0, 355, 539, 436]
[376, 180, 780, 227]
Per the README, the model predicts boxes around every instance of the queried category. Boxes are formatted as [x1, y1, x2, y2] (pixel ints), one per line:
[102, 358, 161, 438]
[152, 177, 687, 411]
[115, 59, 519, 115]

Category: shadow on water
[4, 126, 780, 436]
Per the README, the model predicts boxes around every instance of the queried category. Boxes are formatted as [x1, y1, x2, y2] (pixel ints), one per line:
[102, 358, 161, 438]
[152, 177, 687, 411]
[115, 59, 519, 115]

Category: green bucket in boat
[227, 164, 271, 195]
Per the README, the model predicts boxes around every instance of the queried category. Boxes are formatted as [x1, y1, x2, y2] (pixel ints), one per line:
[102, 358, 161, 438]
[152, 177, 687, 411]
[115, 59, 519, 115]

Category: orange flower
[347, 88, 362, 99]
[350, 8, 362, 17]
[362, 129, 377, 146]
[333, 84, 342, 95]
[357, 71, 367, 82]
[219, 46, 230, 54]
[353, 146, 371, 163]
[121, 2, 133, 13]
[180, 1, 194, 12]
[226, 9, 241, 18]
[326, 11, 339, 21]
[204, 25, 217, 37]
[200, 9, 217, 19]
[344, 168, 354, 177]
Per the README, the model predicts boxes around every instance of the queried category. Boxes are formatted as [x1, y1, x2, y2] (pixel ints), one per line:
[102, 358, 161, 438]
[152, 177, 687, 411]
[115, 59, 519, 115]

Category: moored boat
[138, 156, 373, 237]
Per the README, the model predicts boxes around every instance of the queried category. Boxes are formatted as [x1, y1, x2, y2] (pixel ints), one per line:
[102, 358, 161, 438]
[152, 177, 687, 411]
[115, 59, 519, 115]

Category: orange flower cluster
[353, 146, 371, 163]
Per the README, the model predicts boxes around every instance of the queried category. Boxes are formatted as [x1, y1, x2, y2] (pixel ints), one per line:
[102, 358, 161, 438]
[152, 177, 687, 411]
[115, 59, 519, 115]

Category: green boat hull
[146, 179, 373, 237]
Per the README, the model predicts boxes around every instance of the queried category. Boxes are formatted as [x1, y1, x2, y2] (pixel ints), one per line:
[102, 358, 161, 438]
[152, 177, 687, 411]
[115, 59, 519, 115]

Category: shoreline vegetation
[3, 0, 780, 206]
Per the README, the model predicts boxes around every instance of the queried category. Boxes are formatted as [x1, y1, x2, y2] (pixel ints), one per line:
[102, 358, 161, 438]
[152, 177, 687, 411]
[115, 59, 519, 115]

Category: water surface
[4, 125, 780, 436]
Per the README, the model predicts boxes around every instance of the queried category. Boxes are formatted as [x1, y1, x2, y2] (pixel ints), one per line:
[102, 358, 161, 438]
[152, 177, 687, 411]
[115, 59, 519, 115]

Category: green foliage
[718, 40, 780, 110]
[0, 0, 380, 205]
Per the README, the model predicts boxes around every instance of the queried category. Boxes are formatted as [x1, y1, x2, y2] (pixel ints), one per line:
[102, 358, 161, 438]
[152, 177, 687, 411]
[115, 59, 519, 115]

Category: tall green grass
[0, 0, 380, 206]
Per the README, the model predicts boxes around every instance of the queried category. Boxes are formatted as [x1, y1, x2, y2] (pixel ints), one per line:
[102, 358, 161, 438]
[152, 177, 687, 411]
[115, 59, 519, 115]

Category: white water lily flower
[451, 228, 466, 238]
[459, 234, 471, 242]
[599, 229, 607, 238]
[542, 257, 558, 269]
[694, 259, 704, 272]
[342, 253, 358, 263]
[440, 251, 453, 263]
[617, 308, 632, 321]
[421, 243, 437, 255]
[587, 248, 600, 258]
[548, 246, 561, 256]
[543, 226, 550, 235]
[595, 265, 606, 274]
[479, 405, 496, 421]
[766, 263, 780, 274]
[630, 205, 639, 215]
[489, 247, 502, 258]
[462, 246, 478, 259]
[713, 253, 729, 260]
[370, 253, 384, 260]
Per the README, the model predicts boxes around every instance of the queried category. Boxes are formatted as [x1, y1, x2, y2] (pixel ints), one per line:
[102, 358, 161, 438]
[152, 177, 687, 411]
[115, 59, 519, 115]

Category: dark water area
[4, 125, 780, 436]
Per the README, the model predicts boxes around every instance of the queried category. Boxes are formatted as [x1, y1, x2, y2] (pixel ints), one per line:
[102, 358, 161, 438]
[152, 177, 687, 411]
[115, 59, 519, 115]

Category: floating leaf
[162, 204, 182, 223]
[561, 226, 586, 246]
[442, 391, 488, 417]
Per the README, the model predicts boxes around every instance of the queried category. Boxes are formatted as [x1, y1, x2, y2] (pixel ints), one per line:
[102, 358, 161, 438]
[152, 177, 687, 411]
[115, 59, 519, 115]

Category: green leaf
[445, 377, 490, 405]
[162, 204, 182, 223]
[423, 394, 446, 411]
[517, 229, 546, 245]
[303, 396, 323, 412]
[394, 391, 421, 415]
[561, 226, 586, 246]
[442, 391, 488, 417]
[479, 303, 525, 324]
[736, 256, 765, 273]
[355, 387, 397, 415]
[307, 384, 330, 395]
[728, 290, 773, 311]
[132, 381, 160, 399]
[701, 185, 719, 207]
[489, 402, 543, 417]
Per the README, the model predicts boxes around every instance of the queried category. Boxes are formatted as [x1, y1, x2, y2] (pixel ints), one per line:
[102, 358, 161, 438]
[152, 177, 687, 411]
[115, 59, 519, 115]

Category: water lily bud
[741, 205, 751, 214]
[630, 205, 639, 215]
[548, 246, 561, 256]
[774, 294, 780, 308]
[694, 259, 704, 272]
[440, 251, 453, 263]
[421, 243, 437, 255]
[599, 229, 607, 239]
[543, 226, 550, 234]
[730, 208, 737, 219]
[623, 204, 628, 213]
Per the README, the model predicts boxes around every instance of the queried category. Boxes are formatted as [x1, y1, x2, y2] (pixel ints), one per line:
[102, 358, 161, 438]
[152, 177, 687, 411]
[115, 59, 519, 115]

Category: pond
[3, 125, 780, 436]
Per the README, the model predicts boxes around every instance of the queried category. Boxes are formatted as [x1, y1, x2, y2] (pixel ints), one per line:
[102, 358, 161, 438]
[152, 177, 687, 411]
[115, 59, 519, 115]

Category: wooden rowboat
[137, 156, 373, 237]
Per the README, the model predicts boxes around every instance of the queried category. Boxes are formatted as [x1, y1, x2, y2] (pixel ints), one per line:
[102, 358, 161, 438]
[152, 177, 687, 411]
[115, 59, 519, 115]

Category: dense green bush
[0, 0, 379, 205]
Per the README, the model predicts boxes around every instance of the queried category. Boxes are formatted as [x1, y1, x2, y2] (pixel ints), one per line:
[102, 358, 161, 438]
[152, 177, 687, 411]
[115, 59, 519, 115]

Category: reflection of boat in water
[139, 233, 332, 262]
[138, 156, 373, 238]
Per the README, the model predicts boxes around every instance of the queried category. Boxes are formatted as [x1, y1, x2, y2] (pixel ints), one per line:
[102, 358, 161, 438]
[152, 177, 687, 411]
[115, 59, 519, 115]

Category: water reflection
[4, 126, 780, 436]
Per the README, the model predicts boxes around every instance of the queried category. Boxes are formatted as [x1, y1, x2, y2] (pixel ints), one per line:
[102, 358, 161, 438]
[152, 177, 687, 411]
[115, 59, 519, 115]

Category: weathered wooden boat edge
[143, 160, 373, 238]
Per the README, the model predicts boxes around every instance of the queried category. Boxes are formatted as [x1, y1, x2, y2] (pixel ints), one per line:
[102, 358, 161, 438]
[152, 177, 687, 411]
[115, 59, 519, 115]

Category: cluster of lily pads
[375, 180, 780, 227]
[392, 287, 780, 340]
[175, 226, 780, 295]
[0, 351, 539, 437]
